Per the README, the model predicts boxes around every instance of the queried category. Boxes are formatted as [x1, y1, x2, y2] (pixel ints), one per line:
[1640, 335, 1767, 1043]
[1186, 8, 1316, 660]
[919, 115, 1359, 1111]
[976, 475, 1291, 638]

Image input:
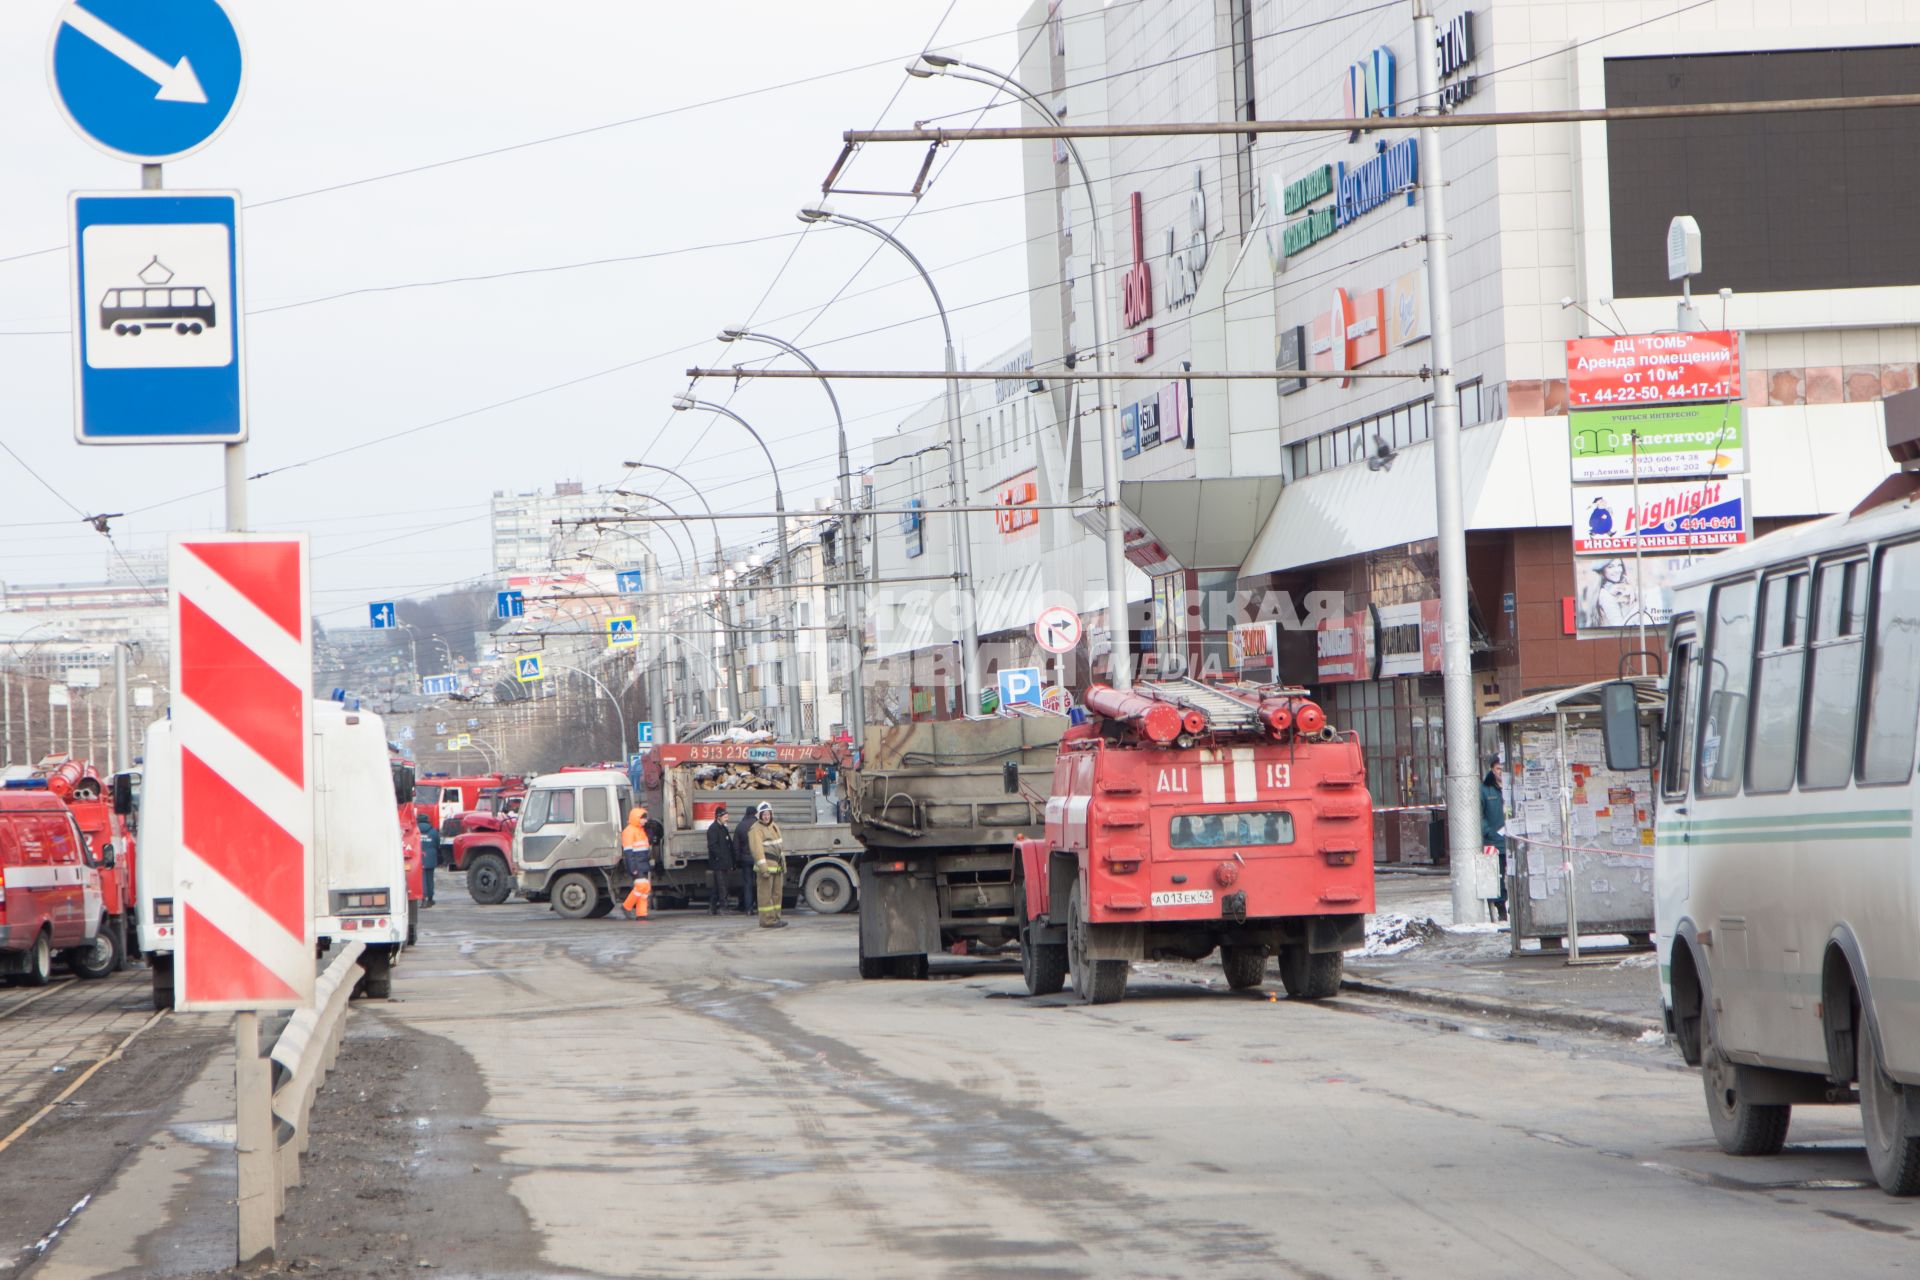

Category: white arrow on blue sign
[49, 0, 247, 164]
[368, 601, 396, 629]
[496, 590, 524, 620]
[421, 674, 457, 697]
[616, 570, 644, 595]
[71, 191, 245, 444]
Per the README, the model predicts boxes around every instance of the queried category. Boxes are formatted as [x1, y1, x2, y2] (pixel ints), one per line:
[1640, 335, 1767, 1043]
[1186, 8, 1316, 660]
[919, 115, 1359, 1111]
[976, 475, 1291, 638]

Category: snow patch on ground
[1637, 1028, 1667, 1045]
[1348, 913, 1447, 957]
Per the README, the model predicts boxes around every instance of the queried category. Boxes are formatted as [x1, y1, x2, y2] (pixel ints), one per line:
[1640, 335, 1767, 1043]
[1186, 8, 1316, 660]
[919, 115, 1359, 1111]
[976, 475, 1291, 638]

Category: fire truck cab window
[1169, 810, 1295, 848]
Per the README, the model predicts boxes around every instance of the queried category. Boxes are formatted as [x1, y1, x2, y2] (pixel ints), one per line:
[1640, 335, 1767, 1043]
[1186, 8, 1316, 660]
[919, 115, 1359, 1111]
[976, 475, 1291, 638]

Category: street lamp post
[668, 397, 806, 739]
[717, 327, 867, 747]
[797, 204, 985, 712]
[619, 460, 747, 723]
[545, 661, 627, 765]
[907, 52, 1133, 689]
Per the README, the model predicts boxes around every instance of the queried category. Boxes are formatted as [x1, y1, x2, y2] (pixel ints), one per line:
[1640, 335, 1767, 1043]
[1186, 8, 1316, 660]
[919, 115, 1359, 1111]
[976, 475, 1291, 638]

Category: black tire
[407, 899, 420, 947]
[1016, 883, 1067, 996]
[112, 916, 130, 972]
[802, 864, 855, 915]
[1277, 946, 1343, 1000]
[175, 323, 190, 335]
[66, 918, 122, 980]
[17, 931, 53, 988]
[1221, 944, 1269, 991]
[550, 872, 601, 920]
[1860, 1016, 1920, 1194]
[586, 895, 615, 919]
[357, 949, 393, 1000]
[892, 953, 929, 980]
[151, 953, 174, 1011]
[467, 852, 511, 905]
[1066, 879, 1128, 1005]
[858, 953, 889, 980]
[1702, 1016, 1790, 1156]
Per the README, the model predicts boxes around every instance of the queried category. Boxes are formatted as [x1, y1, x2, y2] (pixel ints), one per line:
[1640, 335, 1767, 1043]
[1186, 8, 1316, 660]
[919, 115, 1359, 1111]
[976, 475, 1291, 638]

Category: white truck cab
[513, 769, 632, 919]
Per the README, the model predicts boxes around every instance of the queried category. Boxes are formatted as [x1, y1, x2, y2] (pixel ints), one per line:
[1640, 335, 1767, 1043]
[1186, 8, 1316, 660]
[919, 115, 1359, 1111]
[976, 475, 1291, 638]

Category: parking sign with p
[997, 666, 1044, 711]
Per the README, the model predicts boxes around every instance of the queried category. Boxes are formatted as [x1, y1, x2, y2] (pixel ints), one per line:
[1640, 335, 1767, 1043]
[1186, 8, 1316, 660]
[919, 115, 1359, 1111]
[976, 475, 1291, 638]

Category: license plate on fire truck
[1150, 889, 1215, 907]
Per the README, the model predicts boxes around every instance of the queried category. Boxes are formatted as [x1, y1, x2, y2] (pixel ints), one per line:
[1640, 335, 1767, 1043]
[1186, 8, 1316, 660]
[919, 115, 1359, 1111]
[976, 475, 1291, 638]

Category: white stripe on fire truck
[1, 865, 87, 889]
[1201, 763, 1226, 804]
[1231, 748, 1256, 801]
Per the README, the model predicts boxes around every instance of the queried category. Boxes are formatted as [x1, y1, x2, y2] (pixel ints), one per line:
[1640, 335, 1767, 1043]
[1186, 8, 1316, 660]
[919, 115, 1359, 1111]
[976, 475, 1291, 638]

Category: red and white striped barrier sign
[169, 535, 314, 1011]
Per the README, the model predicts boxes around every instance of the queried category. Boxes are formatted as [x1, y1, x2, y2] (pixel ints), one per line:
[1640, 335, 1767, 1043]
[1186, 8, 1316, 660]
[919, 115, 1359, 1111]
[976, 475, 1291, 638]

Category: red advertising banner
[1564, 330, 1740, 409]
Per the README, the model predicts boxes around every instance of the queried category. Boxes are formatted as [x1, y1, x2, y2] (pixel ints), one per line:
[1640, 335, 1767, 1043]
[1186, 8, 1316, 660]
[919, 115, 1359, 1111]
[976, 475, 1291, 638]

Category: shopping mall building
[868, 0, 1915, 857]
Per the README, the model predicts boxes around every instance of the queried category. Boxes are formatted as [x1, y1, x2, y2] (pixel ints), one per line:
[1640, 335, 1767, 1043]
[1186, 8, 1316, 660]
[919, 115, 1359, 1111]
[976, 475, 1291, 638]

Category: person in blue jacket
[1480, 763, 1508, 922]
[415, 812, 440, 908]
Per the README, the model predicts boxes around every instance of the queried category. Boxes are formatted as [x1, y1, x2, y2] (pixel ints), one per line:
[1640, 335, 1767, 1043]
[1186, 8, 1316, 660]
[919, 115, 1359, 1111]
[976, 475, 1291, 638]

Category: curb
[1339, 977, 1660, 1041]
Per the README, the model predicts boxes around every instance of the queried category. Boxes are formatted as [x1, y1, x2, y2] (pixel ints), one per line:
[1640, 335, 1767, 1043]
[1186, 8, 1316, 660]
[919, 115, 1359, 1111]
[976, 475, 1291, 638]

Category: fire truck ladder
[1137, 678, 1262, 735]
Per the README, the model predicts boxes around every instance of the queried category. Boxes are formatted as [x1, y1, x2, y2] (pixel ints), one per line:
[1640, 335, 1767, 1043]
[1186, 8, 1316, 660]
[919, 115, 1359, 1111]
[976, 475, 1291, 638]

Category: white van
[140, 702, 409, 1010]
[513, 769, 633, 918]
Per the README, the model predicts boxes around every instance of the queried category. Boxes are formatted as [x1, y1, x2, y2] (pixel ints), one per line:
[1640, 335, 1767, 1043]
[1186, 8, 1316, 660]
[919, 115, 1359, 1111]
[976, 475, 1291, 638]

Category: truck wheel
[550, 872, 601, 920]
[467, 852, 511, 905]
[802, 864, 855, 915]
[1703, 1015, 1789, 1156]
[151, 954, 175, 1011]
[1016, 884, 1066, 996]
[1067, 881, 1127, 1005]
[1276, 946, 1343, 1001]
[857, 930, 889, 980]
[357, 948, 393, 1000]
[1221, 944, 1269, 991]
[892, 953, 929, 980]
[407, 899, 420, 946]
[1860, 1014, 1920, 1194]
[15, 931, 54, 988]
[66, 918, 122, 980]
[586, 895, 615, 919]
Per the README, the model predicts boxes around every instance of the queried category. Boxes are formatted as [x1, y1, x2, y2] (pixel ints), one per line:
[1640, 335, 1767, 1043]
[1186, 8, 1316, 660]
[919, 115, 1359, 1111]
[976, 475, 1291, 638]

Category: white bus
[1602, 492, 1920, 1194]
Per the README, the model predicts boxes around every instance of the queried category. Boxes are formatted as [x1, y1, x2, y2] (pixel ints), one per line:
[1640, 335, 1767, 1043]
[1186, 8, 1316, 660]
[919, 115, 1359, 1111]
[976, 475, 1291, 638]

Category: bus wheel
[1860, 1019, 1920, 1194]
[1702, 1016, 1789, 1155]
[126, 325, 141, 336]
[113, 323, 128, 336]
[175, 323, 190, 334]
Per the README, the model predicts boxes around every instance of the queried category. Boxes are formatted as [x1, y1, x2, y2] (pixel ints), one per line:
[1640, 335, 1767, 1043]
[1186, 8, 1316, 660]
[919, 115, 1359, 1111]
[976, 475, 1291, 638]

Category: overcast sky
[0, 1, 1036, 629]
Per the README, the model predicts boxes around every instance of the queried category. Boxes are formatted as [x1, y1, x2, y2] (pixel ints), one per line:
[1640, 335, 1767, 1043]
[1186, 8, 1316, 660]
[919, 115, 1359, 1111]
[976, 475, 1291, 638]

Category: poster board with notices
[1500, 713, 1657, 944]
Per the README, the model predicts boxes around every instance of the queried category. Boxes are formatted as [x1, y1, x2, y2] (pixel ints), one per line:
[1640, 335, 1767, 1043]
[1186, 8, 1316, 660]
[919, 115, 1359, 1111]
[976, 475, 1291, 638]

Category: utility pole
[1411, 0, 1484, 923]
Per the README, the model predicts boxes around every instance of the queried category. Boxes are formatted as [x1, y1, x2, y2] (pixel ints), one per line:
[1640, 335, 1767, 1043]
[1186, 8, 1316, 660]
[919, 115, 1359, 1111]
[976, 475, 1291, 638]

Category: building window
[1283, 380, 1485, 481]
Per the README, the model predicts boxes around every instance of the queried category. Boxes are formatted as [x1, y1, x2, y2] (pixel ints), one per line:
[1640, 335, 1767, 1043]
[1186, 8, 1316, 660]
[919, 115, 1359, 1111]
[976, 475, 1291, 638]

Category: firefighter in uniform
[747, 802, 787, 929]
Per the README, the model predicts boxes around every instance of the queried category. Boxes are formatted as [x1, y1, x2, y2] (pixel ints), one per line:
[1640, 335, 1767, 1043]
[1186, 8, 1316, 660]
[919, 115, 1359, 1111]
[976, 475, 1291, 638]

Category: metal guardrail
[237, 941, 364, 1264]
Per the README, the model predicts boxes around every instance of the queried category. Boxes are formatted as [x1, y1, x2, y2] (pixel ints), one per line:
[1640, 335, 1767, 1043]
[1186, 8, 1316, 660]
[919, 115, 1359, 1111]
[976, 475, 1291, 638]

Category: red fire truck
[0, 786, 116, 985]
[1014, 679, 1374, 1005]
[417, 772, 509, 836]
[41, 758, 138, 976]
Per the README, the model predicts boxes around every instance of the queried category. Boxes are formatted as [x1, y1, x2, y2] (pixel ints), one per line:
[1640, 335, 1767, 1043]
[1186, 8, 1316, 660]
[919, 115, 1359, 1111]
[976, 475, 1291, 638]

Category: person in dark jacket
[1481, 763, 1508, 922]
[704, 804, 732, 916]
[733, 805, 759, 916]
[415, 813, 440, 907]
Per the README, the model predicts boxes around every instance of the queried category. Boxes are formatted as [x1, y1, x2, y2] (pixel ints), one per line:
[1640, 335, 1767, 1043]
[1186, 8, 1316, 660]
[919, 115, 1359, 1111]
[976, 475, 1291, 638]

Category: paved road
[20, 880, 1920, 1279]
[306, 883, 1920, 1278]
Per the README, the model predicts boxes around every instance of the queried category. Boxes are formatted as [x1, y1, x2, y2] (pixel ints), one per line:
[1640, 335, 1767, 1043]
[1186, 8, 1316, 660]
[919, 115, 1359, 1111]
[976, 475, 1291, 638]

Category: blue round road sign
[49, 0, 245, 164]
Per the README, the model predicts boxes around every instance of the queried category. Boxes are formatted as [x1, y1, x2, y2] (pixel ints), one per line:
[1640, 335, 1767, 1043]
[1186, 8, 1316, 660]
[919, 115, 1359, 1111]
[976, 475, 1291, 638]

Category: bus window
[1801, 558, 1869, 789]
[1697, 579, 1756, 798]
[1746, 569, 1808, 794]
[1861, 541, 1920, 783]
[1662, 633, 1696, 799]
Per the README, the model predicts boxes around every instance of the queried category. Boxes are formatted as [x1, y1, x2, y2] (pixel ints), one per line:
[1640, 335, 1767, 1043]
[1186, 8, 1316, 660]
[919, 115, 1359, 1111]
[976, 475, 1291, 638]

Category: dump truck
[846, 715, 1067, 979]
[1014, 678, 1375, 1004]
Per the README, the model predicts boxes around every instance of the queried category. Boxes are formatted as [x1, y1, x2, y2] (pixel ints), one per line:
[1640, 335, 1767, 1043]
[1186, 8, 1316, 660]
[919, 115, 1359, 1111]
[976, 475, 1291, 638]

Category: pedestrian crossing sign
[515, 654, 544, 683]
[607, 616, 638, 649]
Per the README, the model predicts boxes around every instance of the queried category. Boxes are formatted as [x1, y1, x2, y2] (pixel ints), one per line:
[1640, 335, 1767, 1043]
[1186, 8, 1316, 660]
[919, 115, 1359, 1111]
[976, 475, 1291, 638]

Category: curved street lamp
[668, 396, 806, 739]
[716, 326, 866, 745]
[796, 203, 984, 709]
[905, 53, 1133, 689]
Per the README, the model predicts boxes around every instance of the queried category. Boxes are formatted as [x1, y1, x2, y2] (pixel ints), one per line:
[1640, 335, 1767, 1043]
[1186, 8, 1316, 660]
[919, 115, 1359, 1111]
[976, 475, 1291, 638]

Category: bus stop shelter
[1483, 677, 1664, 957]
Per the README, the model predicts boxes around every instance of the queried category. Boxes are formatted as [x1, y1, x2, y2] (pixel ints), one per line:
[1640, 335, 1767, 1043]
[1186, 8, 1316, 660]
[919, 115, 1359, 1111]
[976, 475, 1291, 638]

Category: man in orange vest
[620, 806, 652, 920]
